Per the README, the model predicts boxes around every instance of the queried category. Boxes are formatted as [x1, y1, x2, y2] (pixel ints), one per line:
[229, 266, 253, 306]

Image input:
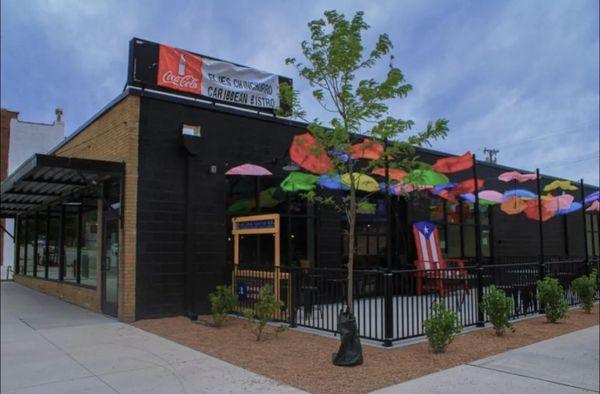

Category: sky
[1, 0, 599, 185]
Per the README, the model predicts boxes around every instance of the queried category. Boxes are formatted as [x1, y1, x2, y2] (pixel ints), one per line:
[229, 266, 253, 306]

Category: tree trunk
[347, 185, 356, 314]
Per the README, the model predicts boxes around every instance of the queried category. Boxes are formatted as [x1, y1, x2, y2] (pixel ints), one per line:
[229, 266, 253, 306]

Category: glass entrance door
[101, 215, 119, 317]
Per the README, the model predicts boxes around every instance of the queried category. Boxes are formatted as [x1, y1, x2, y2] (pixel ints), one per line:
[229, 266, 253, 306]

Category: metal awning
[1, 154, 124, 218]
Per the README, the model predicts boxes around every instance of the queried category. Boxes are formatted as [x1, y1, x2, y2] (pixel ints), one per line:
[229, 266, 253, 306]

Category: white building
[1, 109, 65, 279]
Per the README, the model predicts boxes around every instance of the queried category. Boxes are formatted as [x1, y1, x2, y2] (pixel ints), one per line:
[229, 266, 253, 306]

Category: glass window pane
[447, 225, 461, 257]
[429, 197, 444, 222]
[17, 218, 27, 274]
[47, 210, 61, 280]
[26, 218, 35, 276]
[80, 208, 98, 287]
[36, 213, 47, 278]
[463, 225, 475, 258]
[481, 229, 491, 257]
[446, 203, 461, 224]
[63, 207, 78, 282]
[227, 177, 256, 215]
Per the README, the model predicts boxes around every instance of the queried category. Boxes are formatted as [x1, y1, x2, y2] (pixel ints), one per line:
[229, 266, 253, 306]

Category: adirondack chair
[412, 221, 469, 296]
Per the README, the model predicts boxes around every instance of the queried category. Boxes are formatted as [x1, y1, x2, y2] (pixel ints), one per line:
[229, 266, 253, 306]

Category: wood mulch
[134, 306, 599, 394]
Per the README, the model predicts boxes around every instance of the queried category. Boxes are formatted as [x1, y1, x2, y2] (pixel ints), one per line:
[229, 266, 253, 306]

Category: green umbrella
[479, 198, 499, 206]
[403, 169, 449, 186]
[280, 172, 319, 192]
[227, 199, 254, 214]
[259, 187, 285, 208]
[357, 201, 376, 214]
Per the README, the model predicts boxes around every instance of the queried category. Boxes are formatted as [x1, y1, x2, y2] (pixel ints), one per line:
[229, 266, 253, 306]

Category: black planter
[332, 310, 363, 366]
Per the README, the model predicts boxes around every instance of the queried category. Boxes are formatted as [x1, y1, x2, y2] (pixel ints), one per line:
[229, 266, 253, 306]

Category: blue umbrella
[460, 193, 475, 203]
[433, 182, 457, 195]
[503, 189, 537, 199]
[317, 174, 349, 190]
[556, 202, 582, 215]
[584, 191, 599, 204]
[379, 182, 400, 196]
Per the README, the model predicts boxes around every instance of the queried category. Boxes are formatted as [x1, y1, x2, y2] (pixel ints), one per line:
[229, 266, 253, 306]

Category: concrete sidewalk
[1, 282, 303, 393]
[373, 325, 599, 394]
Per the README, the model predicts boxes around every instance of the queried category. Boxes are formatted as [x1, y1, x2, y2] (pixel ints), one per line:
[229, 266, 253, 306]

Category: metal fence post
[383, 271, 394, 347]
[476, 265, 485, 327]
[289, 267, 297, 328]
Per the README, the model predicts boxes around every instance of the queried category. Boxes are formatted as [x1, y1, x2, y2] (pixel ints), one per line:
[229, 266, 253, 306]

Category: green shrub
[424, 301, 462, 353]
[244, 284, 283, 341]
[537, 277, 568, 323]
[481, 285, 515, 336]
[208, 285, 237, 327]
[571, 274, 597, 313]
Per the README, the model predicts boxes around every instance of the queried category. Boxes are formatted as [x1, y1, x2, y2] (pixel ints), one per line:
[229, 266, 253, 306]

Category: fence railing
[277, 258, 598, 345]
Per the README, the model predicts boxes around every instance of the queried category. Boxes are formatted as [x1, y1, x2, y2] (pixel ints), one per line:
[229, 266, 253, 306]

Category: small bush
[209, 285, 237, 327]
[571, 274, 597, 313]
[244, 284, 283, 341]
[481, 285, 515, 336]
[537, 277, 568, 323]
[424, 301, 462, 353]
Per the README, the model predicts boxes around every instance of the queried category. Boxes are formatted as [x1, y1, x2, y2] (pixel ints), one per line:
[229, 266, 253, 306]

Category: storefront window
[36, 213, 47, 278]
[63, 206, 79, 282]
[80, 207, 98, 287]
[16, 217, 26, 274]
[47, 209, 61, 280]
[25, 217, 35, 276]
[587, 214, 599, 257]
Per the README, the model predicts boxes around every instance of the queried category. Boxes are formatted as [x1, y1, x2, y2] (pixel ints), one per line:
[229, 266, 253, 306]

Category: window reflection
[81, 206, 98, 287]
[63, 207, 79, 282]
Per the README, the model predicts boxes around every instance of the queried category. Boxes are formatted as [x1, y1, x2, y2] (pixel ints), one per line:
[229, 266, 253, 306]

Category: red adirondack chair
[412, 221, 469, 296]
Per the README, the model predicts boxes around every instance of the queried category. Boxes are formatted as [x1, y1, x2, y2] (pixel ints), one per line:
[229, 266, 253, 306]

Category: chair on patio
[412, 221, 469, 296]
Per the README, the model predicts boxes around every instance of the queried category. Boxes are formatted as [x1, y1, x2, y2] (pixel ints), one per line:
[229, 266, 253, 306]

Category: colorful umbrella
[556, 202, 582, 215]
[227, 199, 254, 214]
[542, 194, 574, 212]
[584, 191, 599, 204]
[478, 190, 504, 203]
[479, 198, 500, 206]
[453, 179, 485, 194]
[503, 189, 537, 200]
[403, 169, 449, 186]
[500, 196, 528, 215]
[379, 182, 401, 196]
[524, 200, 555, 221]
[393, 184, 433, 194]
[460, 193, 475, 203]
[289, 132, 334, 174]
[433, 182, 457, 194]
[498, 171, 537, 182]
[357, 201, 376, 214]
[340, 173, 380, 192]
[280, 172, 319, 192]
[317, 174, 349, 190]
[225, 163, 272, 176]
[371, 168, 407, 181]
[543, 179, 578, 192]
[259, 187, 285, 208]
[349, 139, 386, 160]
[432, 152, 473, 174]
[586, 200, 600, 212]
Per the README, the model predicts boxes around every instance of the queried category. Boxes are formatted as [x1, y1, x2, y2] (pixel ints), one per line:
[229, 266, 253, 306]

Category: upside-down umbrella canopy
[289, 132, 334, 175]
[393, 183, 433, 194]
[259, 187, 285, 208]
[453, 179, 485, 194]
[504, 189, 537, 200]
[317, 174, 349, 190]
[225, 163, 272, 176]
[432, 152, 473, 174]
[584, 191, 600, 204]
[556, 202, 582, 215]
[349, 139, 386, 160]
[437, 189, 458, 202]
[280, 172, 319, 192]
[403, 169, 449, 186]
[459, 192, 499, 205]
[379, 182, 400, 196]
[543, 180, 578, 192]
[371, 168, 408, 181]
[524, 200, 555, 221]
[433, 182, 457, 194]
[586, 200, 600, 212]
[227, 199, 254, 214]
[542, 194, 574, 212]
[479, 198, 500, 206]
[340, 173, 380, 192]
[501, 196, 528, 215]
[498, 171, 537, 182]
[460, 193, 475, 203]
[479, 190, 504, 203]
[357, 201, 376, 214]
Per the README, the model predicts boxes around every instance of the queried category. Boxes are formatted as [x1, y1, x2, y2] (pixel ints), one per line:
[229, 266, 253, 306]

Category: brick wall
[1, 109, 19, 267]
[14, 274, 99, 311]
[54, 96, 140, 321]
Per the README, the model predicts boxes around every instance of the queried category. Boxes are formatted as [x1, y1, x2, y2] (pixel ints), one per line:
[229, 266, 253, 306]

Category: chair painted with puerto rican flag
[412, 221, 469, 296]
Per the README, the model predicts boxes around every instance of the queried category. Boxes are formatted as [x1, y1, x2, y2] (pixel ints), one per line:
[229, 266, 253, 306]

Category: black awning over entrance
[1, 154, 124, 218]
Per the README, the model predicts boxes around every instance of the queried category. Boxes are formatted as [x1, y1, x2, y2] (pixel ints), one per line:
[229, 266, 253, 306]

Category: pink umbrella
[225, 163, 272, 176]
[478, 190, 504, 203]
[586, 200, 600, 212]
[542, 194, 574, 212]
[393, 184, 433, 194]
[498, 171, 537, 182]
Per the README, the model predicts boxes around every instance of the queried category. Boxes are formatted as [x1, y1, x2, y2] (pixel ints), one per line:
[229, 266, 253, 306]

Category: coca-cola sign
[157, 45, 202, 95]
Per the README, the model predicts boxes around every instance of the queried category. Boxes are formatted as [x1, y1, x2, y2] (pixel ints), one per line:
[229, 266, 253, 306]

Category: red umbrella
[289, 132, 334, 175]
[371, 168, 407, 181]
[452, 179, 484, 194]
[432, 152, 473, 173]
[350, 139, 387, 159]
[524, 200, 555, 221]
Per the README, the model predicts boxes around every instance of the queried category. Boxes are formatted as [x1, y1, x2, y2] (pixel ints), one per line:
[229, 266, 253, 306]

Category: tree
[279, 10, 449, 313]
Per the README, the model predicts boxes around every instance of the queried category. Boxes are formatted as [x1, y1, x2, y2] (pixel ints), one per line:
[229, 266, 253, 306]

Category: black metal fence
[281, 258, 598, 346]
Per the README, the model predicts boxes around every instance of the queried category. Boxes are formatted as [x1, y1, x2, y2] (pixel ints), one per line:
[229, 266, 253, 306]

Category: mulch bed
[134, 306, 599, 394]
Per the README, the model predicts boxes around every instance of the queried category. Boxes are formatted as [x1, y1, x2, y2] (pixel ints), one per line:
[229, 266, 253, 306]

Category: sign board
[127, 38, 292, 113]
[232, 214, 279, 235]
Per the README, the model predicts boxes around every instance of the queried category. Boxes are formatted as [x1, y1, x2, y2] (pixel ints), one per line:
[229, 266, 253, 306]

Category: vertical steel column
[33, 212, 39, 277]
[383, 139, 394, 345]
[473, 154, 484, 327]
[76, 204, 83, 284]
[14, 217, 20, 274]
[535, 169, 545, 280]
[580, 179, 589, 274]
[59, 205, 65, 281]
[45, 208, 50, 279]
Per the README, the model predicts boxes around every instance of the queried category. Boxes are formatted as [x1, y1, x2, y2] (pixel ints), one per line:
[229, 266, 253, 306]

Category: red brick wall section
[1, 108, 19, 266]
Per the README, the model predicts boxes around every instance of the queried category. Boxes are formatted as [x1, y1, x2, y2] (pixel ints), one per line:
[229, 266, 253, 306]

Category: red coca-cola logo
[161, 71, 200, 90]
[157, 45, 202, 94]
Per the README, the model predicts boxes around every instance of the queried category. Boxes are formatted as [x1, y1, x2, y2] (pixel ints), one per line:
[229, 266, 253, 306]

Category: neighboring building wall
[1, 109, 18, 276]
[54, 96, 140, 322]
[1, 109, 64, 279]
